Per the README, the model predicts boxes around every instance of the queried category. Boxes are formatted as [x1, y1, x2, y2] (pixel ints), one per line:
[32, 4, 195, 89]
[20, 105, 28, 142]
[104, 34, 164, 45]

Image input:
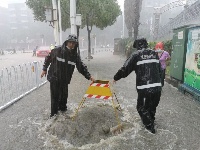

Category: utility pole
[52, 0, 60, 45]
[95, 36, 97, 49]
[58, 0, 62, 44]
[122, 2, 125, 38]
[150, 17, 153, 39]
[153, 11, 161, 40]
[70, 0, 77, 35]
[122, 12, 125, 38]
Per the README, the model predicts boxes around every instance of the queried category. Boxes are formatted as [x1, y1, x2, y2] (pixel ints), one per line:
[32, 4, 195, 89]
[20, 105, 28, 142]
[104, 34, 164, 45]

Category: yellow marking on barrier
[85, 86, 112, 97]
[72, 80, 122, 131]
[32, 66, 34, 72]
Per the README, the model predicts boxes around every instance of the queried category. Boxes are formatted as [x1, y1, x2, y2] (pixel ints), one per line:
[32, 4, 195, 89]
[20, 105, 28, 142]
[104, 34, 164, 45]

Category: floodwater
[38, 52, 200, 150]
[0, 51, 200, 150]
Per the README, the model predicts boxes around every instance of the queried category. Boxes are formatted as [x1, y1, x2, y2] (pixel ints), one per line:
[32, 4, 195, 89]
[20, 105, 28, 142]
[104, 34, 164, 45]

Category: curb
[165, 75, 181, 88]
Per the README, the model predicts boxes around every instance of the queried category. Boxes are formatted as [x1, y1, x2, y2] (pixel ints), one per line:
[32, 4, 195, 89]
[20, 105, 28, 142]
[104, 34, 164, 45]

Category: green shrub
[148, 41, 157, 49]
[163, 40, 172, 55]
[116, 39, 172, 60]
[117, 38, 134, 58]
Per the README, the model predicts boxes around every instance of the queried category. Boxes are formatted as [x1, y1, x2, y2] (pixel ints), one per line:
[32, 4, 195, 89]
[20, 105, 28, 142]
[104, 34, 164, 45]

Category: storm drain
[44, 104, 132, 147]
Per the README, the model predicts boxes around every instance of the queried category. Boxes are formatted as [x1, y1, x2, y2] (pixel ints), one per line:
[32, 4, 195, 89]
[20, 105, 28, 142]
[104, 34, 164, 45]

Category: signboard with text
[184, 26, 200, 91]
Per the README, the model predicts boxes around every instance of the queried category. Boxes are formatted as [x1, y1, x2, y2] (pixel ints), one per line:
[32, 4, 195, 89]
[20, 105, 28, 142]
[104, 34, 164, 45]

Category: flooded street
[0, 52, 44, 70]
[0, 51, 200, 150]
[1, 0, 200, 149]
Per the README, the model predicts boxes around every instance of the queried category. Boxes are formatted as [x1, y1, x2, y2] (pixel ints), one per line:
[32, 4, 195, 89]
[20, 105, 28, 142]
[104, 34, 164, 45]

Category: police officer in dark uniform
[41, 34, 94, 117]
[113, 38, 162, 133]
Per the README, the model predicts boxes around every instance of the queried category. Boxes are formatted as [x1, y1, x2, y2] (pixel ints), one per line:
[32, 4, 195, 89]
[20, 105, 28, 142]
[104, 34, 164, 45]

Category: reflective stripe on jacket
[43, 41, 91, 84]
[114, 49, 162, 93]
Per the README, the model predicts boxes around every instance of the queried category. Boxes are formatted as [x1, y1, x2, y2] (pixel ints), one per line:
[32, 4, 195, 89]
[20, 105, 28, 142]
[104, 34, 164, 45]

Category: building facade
[0, 6, 9, 48]
[6, 2, 54, 50]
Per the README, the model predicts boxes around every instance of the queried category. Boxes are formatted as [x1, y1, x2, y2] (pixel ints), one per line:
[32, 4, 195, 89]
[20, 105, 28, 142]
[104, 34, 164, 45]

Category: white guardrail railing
[0, 60, 47, 111]
[0, 49, 89, 112]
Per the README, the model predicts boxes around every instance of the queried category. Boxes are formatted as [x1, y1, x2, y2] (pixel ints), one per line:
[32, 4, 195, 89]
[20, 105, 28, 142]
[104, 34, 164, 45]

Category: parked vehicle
[36, 46, 51, 57]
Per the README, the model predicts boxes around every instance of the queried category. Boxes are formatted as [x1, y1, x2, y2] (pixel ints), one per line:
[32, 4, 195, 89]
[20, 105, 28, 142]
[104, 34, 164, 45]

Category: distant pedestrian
[155, 42, 170, 87]
[33, 46, 38, 56]
[13, 48, 16, 54]
[113, 38, 162, 134]
[41, 34, 95, 117]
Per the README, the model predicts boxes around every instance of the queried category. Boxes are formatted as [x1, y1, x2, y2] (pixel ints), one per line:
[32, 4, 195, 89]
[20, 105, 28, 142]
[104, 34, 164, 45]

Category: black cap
[66, 34, 78, 42]
[133, 38, 148, 50]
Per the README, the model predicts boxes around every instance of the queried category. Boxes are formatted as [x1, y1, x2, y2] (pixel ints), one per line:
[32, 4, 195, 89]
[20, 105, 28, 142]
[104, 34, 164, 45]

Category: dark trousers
[50, 81, 68, 116]
[136, 91, 161, 127]
[161, 69, 166, 87]
[32, 51, 36, 56]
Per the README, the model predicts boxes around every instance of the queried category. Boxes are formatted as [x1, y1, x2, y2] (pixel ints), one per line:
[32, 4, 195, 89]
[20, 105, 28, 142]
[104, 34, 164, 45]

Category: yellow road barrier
[72, 80, 122, 128]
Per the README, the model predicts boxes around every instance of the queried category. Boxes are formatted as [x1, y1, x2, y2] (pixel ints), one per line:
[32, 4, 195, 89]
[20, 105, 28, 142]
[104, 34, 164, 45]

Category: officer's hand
[41, 71, 47, 78]
[90, 76, 95, 83]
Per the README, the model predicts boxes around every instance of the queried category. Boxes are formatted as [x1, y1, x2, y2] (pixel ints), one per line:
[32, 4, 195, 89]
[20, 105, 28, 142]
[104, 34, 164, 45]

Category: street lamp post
[122, 10, 125, 38]
[52, 0, 60, 45]
[58, 0, 62, 44]
[40, 34, 44, 45]
[45, 0, 60, 46]
[82, 38, 84, 48]
[26, 37, 29, 50]
[95, 36, 97, 50]
[70, 0, 77, 35]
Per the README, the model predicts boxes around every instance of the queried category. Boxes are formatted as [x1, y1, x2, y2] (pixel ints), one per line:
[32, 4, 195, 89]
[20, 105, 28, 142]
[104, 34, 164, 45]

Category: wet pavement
[0, 51, 200, 150]
[0, 52, 44, 70]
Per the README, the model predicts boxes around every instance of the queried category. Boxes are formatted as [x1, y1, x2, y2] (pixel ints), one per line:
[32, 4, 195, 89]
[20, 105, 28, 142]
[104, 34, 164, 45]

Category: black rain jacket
[114, 48, 162, 93]
[43, 41, 91, 84]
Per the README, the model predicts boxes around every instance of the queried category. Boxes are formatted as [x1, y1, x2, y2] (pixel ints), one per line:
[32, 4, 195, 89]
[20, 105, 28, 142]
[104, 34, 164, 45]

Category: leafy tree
[124, 0, 143, 39]
[26, 0, 121, 57]
[26, 0, 70, 31]
[78, 0, 121, 58]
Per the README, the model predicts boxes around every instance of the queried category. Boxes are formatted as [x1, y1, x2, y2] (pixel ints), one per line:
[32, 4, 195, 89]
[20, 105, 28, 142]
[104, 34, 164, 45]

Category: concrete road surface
[0, 51, 200, 150]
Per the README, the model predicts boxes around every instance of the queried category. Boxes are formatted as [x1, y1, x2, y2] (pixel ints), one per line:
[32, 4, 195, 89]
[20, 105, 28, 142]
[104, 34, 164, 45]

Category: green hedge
[117, 39, 172, 68]
[117, 39, 172, 76]
[116, 38, 135, 57]
[148, 41, 157, 49]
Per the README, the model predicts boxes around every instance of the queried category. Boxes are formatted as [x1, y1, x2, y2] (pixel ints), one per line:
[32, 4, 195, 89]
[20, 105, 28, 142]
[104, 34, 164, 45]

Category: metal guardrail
[0, 61, 47, 111]
[0, 49, 112, 112]
[0, 49, 88, 112]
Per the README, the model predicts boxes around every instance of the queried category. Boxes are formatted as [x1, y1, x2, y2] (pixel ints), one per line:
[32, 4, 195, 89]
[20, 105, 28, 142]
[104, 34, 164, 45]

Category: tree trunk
[77, 26, 80, 56]
[86, 15, 93, 59]
[133, 0, 142, 40]
[87, 26, 91, 59]
[133, 26, 138, 40]
[128, 30, 132, 37]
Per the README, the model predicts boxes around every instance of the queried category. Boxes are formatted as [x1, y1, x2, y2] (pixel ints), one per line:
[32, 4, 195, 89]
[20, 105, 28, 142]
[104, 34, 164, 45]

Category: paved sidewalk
[0, 51, 200, 150]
